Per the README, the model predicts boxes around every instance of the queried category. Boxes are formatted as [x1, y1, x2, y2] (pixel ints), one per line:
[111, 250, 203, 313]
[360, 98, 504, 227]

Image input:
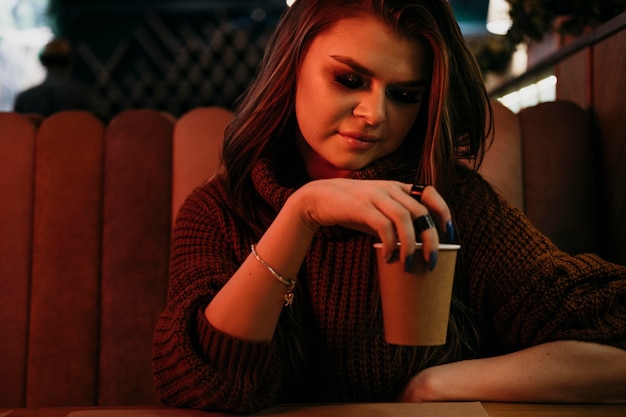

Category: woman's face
[295, 15, 430, 180]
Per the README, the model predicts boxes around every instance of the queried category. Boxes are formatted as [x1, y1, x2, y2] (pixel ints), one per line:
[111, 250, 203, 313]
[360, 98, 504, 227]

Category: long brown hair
[222, 0, 491, 237]
[221, 0, 489, 379]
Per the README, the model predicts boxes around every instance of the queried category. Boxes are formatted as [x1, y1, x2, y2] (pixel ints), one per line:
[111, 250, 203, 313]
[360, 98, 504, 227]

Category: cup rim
[373, 242, 460, 250]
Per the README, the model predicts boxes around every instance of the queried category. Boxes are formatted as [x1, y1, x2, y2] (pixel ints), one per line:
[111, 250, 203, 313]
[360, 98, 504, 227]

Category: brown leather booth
[480, 100, 600, 256]
[0, 108, 231, 407]
[0, 100, 609, 407]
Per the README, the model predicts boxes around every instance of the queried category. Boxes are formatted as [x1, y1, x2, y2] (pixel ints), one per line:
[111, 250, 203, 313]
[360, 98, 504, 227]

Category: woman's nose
[352, 89, 386, 125]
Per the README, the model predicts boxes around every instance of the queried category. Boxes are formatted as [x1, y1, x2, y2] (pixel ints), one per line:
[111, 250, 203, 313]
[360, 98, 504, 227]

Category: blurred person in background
[13, 38, 94, 116]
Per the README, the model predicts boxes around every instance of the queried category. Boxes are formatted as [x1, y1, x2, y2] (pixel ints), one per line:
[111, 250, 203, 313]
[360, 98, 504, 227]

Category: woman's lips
[339, 132, 380, 150]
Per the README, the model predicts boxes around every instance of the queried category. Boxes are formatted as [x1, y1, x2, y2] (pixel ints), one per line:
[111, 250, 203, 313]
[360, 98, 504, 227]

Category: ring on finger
[410, 184, 427, 202]
[415, 214, 436, 233]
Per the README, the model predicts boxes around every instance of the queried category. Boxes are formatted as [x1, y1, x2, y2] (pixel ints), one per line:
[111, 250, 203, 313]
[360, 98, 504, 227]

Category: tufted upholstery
[518, 100, 599, 256]
[0, 113, 36, 406]
[479, 100, 598, 256]
[172, 107, 233, 222]
[0, 107, 230, 407]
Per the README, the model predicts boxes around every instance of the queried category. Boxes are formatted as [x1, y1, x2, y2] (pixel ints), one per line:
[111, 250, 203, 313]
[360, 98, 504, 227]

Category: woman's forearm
[205, 191, 317, 341]
[401, 340, 626, 403]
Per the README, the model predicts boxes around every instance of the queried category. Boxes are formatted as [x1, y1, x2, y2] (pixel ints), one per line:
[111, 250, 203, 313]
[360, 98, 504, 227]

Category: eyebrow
[330, 54, 428, 87]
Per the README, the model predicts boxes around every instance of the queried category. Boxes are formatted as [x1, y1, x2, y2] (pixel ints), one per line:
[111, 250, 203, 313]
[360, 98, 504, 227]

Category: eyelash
[334, 73, 422, 104]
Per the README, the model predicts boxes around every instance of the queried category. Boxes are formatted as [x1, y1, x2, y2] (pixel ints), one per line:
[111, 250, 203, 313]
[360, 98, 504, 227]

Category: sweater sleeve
[451, 174, 626, 354]
[151, 180, 284, 413]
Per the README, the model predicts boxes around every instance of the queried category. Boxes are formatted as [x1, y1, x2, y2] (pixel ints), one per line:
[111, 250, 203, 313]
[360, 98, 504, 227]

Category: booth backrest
[480, 100, 599, 256]
[518, 100, 599, 256]
[0, 107, 231, 407]
[0, 113, 36, 406]
[0, 99, 610, 407]
[172, 107, 233, 223]
[478, 100, 524, 211]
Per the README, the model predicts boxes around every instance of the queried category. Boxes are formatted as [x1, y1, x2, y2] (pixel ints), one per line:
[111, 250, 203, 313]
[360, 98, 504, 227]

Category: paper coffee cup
[374, 242, 460, 346]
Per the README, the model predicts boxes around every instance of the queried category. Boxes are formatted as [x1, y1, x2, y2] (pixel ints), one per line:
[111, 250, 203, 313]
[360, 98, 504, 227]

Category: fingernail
[404, 253, 415, 272]
[446, 221, 455, 242]
[428, 250, 438, 271]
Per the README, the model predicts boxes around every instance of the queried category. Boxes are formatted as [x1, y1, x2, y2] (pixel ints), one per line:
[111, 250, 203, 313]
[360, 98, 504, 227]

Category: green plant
[469, 34, 517, 75]
[506, 0, 626, 43]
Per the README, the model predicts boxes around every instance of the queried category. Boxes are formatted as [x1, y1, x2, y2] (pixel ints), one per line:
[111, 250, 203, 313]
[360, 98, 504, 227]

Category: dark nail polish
[428, 250, 438, 271]
[404, 253, 415, 272]
[446, 221, 455, 242]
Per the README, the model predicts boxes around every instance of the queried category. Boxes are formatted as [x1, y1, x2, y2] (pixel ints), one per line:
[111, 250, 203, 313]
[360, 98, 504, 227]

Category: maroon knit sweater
[152, 158, 626, 413]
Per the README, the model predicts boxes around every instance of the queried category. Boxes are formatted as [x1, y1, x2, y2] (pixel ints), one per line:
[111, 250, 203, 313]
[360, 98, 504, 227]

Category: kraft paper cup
[374, 242, 460, 346]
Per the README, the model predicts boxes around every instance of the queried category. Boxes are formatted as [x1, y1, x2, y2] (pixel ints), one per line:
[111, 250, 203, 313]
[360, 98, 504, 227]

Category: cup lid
[373, 242, 460, 250]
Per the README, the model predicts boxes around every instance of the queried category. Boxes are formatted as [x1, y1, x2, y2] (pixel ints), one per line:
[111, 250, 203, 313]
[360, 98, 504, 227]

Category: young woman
[152, 0, 626, 412]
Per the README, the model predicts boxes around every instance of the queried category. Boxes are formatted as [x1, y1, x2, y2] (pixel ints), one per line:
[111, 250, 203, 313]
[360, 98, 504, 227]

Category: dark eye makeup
[335, 71, 423, 104]
[335, 73, 366, 90]
[386, 87, 423, 104]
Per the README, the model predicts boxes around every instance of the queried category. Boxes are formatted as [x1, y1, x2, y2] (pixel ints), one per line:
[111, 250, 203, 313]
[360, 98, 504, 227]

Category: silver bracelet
[250, 244, 296, 306]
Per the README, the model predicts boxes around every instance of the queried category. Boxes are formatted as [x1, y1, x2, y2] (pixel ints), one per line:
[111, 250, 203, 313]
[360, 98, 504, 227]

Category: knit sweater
[152, 157, 626, 413]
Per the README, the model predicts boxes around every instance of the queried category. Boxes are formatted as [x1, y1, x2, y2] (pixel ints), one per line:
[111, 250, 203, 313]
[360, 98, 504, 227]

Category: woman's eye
[387, 88, 422, 104]
[336, 73, 365, 90]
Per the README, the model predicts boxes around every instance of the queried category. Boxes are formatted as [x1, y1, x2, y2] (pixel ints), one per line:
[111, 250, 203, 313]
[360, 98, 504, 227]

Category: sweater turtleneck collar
[250, 153, 418, 239]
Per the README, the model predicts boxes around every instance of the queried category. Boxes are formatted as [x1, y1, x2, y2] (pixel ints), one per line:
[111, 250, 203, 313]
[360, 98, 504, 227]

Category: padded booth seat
[0, 100, 614, 407]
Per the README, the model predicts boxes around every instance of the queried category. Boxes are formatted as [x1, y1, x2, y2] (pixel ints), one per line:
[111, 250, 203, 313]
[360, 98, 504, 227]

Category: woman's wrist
[286, 184, 322, 233]
[399, 362, 466, 402]
[401, 341, 626, 404]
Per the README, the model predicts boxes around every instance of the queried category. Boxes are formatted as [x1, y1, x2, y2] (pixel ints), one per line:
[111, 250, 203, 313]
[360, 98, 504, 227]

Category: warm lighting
[497, 75, 557, 113]
[0, 26, 53, 111]
[286, 0, 296, 6]
[509, 43, 528, 77]
[486, 0, 512, 35]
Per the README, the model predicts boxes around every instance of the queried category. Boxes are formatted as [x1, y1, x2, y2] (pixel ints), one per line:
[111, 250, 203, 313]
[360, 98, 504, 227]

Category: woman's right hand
[206, 178, 452, 341]
[291, 178, 452, 268]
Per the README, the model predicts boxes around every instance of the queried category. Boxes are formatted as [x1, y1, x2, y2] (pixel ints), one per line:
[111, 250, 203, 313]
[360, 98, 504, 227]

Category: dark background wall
[47, 0, 488, 120]
[48, 0, 287, 120]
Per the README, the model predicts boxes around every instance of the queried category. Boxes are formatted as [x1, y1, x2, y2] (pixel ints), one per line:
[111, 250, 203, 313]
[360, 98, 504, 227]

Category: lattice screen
[70, 6, 283, 120]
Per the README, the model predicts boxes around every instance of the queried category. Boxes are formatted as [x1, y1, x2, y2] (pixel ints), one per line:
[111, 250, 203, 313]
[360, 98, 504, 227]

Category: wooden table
[482, 402, 626, 416]
[2, 402, 626, 417]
